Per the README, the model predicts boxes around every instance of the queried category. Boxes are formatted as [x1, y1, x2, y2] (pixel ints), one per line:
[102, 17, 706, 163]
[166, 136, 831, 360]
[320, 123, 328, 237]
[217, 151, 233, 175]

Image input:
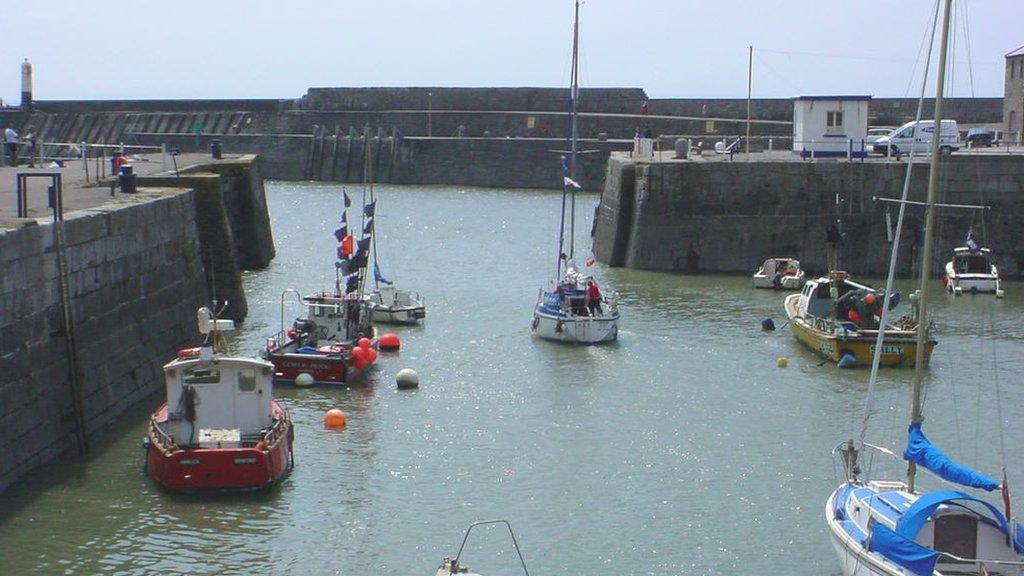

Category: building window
[826, 110, 844, 134]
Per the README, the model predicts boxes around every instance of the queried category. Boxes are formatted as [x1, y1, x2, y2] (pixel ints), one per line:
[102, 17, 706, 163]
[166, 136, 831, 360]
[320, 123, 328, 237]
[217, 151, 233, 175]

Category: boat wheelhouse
[753, 257, 805, 289]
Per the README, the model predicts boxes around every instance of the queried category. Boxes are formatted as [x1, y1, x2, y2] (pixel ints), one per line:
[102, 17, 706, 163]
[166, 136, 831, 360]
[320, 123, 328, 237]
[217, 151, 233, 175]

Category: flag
[374, 264, 392, 285]
[363, 218, 374, 234]
[333, 225, 348, 242]
[340, 211, 347, 223]
[363, 201, 376, 217]
[355, 237, 371, 258]
[335, 259, 351, 275]
[564, 176, 581, 189]
[339, 234, 354, 258]
[966, 231, 981, 254]
[343, 191, 351, 208]
[344, 275, 359, 294]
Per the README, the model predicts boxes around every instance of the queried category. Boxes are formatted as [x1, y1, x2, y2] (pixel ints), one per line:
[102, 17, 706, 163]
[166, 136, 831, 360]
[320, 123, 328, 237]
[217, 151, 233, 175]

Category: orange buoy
[379, 332, 401, 351]
[323, 409, 347, 428]
[357, 337, 372, 350]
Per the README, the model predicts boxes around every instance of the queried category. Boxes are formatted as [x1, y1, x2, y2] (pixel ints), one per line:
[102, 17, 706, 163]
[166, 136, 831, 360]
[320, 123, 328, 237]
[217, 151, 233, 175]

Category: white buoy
[996, 289, 1005, 299]
[396, 368, 419, 389]
[295, 372, 315, 387]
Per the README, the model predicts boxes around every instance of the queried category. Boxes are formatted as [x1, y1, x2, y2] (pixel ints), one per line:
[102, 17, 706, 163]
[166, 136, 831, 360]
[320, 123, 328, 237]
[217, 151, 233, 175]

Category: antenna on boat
[556, 0, 581, 281]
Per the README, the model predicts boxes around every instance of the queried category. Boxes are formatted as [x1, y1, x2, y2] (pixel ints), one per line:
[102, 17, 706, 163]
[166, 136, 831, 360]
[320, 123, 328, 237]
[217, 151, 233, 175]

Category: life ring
[177, 347, 201, 360]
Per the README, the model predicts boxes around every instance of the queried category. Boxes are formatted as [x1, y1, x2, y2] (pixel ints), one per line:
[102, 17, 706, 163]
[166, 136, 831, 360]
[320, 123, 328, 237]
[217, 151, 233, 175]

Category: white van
[872, 119, 960, 156]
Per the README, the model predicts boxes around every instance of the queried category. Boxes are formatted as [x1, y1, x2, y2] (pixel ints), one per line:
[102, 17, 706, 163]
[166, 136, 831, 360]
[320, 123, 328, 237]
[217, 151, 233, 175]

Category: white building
[792, 95, 871, 158]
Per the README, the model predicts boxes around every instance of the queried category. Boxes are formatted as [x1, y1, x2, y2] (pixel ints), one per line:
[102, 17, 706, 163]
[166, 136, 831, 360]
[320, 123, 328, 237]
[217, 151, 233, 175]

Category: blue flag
[363, 218, 374, 234]
[343, 191, 351, 208]
[333, 225, 347, 242]
[363, 201, 376, 217]
[340, 211, 347, 223]
[374, 264, 392, 285]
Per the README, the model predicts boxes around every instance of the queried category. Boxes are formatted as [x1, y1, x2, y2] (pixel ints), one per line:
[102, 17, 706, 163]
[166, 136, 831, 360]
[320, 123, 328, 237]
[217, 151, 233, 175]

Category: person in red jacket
[586, 280, 603, 316]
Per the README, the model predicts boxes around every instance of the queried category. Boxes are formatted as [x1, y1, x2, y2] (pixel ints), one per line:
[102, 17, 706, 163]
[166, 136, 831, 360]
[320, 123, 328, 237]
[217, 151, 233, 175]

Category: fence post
[811, 139, 815, 161]
[847, 138, 852, 161]
[161, 143, 167, 171]
[81, 141, 89, 182]
[768, 138, 773, 152]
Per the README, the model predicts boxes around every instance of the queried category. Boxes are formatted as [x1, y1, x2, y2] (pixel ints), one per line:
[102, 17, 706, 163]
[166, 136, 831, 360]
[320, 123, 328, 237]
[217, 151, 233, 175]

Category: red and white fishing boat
[263, 290, 378, 386]
[146, 307, 294, 492]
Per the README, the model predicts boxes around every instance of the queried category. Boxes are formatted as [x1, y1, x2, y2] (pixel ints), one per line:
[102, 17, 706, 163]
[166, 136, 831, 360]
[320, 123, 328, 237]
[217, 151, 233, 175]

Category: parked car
[965, 127, 994, 147]
[872, 119, 960, 156]
[863, 128, 892, 150]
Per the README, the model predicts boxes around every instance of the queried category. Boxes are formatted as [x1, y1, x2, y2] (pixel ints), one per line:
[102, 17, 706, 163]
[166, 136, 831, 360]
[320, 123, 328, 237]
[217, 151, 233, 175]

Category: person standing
[586, 280, 603, 315]
[4, 126, 19, 166]
[22, 126, 35, 167]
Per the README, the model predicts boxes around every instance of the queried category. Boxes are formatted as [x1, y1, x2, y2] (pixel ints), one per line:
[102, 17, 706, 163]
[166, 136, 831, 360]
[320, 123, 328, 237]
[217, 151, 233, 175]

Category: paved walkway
[0, 152, 212, 221]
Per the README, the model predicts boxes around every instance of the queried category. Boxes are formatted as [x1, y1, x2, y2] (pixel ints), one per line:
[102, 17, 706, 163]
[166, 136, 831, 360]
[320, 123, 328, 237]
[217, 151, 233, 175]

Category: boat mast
[908, 0, 952, 493]
[568, 0, 580, 265]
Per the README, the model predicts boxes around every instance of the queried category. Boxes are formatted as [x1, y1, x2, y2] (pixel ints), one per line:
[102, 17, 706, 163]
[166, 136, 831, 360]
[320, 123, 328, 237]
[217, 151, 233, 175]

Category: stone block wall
[594, 155, 1024, 276]
[0, 190, 209, 492]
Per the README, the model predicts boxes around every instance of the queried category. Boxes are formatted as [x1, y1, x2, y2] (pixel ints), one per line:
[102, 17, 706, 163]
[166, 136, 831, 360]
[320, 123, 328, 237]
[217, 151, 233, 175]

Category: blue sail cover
[903, 422, 999, 491]
[868, 523, 939, 576]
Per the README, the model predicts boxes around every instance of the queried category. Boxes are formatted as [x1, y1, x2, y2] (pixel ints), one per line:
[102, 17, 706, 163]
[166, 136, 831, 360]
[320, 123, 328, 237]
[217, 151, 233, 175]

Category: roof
[1007, 44, 1024, 58]
[793, 95, 872, 101]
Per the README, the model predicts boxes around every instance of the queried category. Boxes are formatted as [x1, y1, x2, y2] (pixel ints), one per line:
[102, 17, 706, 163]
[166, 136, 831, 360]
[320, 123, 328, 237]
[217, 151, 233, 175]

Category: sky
[0, 0, 1020, 104]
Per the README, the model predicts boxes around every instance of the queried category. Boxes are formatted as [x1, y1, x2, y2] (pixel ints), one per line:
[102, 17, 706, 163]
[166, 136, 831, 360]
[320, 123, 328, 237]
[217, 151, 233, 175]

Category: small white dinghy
[944, 246, 1003, 297]
[368, 285, 426, 325]
[753, 257, 805, 289]
[434, 520, 529, 576]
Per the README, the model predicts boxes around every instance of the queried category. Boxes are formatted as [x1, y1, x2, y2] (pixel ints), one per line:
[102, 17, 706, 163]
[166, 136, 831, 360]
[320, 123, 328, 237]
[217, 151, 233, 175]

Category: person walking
[4, 126, 19, 166]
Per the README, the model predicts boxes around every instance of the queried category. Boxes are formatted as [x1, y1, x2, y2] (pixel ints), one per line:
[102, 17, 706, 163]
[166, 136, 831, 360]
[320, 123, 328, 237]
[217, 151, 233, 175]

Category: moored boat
[753, 257, 805, 289]
[368, 285, 426, 325]
[146, 308, 293, 493]
[264, 290, 377, 385]
[784, 271, 934, 367]
[944, 246, 1002, 296]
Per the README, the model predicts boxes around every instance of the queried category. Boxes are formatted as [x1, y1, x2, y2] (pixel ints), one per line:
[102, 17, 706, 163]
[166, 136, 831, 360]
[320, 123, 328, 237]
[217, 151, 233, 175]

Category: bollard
[210, 139, 222, 159]
[119, 165, 136, 194]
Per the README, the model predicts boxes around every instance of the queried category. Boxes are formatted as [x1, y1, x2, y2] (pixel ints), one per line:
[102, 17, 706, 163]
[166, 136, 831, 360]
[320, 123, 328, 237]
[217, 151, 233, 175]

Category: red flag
[340, 235, 354, 258]
[1003, 469, 1012, 522]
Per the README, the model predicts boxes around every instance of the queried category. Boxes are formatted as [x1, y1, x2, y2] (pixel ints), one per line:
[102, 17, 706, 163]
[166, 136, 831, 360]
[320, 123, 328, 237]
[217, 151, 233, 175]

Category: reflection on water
[0, 182, 1021, 575]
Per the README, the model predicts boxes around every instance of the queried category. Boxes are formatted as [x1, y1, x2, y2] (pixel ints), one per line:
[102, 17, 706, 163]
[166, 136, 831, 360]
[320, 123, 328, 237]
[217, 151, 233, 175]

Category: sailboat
[361, 143, 427, 325]
[826, 2, 1024, 573]
[531, 0, 620, 344]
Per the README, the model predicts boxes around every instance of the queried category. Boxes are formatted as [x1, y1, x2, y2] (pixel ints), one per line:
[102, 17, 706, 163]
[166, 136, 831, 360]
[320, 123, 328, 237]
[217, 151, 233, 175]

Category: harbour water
[1, 182, 1022, 575]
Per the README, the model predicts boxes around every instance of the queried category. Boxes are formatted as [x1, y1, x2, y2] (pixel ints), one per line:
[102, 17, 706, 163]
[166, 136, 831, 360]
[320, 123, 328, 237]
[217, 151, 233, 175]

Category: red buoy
[379, 332, 401, 351]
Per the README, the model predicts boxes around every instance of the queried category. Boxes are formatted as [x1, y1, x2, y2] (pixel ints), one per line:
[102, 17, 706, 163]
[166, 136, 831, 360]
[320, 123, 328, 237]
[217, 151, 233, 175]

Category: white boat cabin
[797, 273, 879, 322]
[296, 292, 371, 343]
[949, 247, 995, 276]
[161, 351, 276, 448]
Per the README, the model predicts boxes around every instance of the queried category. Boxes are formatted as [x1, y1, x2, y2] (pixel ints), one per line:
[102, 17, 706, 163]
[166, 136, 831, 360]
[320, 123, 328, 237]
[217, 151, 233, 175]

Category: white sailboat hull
[532, 310, 618, 344]
[369, 305, 425, 325]
[825, 490, 901, 576]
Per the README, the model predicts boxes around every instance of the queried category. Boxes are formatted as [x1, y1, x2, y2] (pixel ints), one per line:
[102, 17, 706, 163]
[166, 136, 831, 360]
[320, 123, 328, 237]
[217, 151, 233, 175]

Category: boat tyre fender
[531, 316, 539, 331]
[555, 319, 563, 333]
[772, 273, 783, 289]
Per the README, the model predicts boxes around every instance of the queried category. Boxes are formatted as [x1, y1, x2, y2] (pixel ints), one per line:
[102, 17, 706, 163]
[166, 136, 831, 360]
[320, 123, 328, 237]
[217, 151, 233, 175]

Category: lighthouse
[21, 59, 32, 111]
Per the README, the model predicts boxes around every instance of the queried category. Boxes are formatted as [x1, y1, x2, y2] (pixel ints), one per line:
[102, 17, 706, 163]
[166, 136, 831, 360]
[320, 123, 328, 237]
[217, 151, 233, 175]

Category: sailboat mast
[568, 0, 580, 263]
[908, 0, 953, 493]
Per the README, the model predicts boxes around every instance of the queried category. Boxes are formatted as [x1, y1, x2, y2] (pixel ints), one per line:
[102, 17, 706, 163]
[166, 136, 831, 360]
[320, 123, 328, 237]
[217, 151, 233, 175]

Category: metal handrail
[452, 519, 530, 576]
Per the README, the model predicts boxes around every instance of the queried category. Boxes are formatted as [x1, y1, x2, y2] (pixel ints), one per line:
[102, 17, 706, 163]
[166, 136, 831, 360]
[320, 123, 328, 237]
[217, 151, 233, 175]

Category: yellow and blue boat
[783, 271, 935, 367]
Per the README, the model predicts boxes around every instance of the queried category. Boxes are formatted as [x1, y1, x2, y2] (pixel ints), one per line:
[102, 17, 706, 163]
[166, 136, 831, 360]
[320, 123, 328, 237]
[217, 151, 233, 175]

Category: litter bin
[674, 138, 690, 159]
[119, 165, 136, 194]
[210, 139, 222, 159]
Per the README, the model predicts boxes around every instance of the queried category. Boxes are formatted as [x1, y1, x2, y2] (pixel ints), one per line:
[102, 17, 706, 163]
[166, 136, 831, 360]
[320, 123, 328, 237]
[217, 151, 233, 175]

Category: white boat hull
[369, 305, 425, 325]
[532, 310, 618, 343]
[825, 489, 902, 576]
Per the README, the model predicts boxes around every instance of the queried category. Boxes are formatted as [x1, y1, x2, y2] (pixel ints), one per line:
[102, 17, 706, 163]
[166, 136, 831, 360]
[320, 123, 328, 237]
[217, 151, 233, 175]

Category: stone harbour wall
[593, 154, 1024, 277]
